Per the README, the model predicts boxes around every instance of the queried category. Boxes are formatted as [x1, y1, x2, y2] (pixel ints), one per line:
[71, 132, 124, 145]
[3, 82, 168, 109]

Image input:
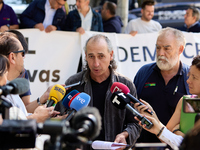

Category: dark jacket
[20, 0, 66, 30]
[55, 68, 141, 148]
[103, 16, 123, 33]
[63, 8, 103, 32]
[179, 22, 200, 33]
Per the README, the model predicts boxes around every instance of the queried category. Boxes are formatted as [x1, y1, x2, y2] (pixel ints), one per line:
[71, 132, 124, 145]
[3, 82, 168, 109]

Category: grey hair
[83, 34, 117, 70]
[158, 27, 186, 49]
[188, 6, 200, 22]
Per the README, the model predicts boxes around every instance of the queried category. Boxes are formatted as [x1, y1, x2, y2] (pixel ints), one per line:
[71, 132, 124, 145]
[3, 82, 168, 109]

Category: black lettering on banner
[195, 43, 200, 56]
[25, 37, 36, 54]
[27, 70, 38, 82]
[130, 47, 140, 62]
[27, 70, 61, 82]
[39, 70, 50, 82]
[142, 46, 156, 61]
[52, 70, 60, 82]
[184, 43, 194, 58]
[117, 47, 128, 62]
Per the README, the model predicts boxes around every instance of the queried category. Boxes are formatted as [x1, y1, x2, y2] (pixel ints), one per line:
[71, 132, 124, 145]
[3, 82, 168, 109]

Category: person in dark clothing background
[179, 6, 200, 32]
[101, 1, 123, 33]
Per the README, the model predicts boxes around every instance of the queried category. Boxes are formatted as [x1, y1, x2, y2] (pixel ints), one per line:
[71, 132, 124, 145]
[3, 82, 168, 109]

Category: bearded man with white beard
[133, 27, 190, 143]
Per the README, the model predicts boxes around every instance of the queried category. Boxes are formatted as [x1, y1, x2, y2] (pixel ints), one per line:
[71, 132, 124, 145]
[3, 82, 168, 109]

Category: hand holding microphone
[110, 82, 153, 115]
[111, 91, 153, 129]
[46, 84, 66, 107]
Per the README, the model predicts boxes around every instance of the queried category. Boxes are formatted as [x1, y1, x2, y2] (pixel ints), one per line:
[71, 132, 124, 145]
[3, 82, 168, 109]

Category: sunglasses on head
[7, 50, 25, 57]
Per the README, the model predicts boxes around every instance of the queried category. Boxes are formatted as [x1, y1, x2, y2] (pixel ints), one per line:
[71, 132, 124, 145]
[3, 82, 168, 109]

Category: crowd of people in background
[1, 0, 200, 33]
[1, 0, 200, 150]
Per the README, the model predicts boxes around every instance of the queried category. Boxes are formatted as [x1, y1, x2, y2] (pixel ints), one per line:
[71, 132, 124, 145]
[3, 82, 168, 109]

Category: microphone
[111, 91, 153, 129]
[71, 106, 102, 140]
[110, 82, 153, 115]
[47, 84, 66, 107]
[0, 98, 12, 108]
[0, 78, 29, 96]
[65, 92, 90, 121]
[62, 90, 80, 110]
[64, 81, 81, 89]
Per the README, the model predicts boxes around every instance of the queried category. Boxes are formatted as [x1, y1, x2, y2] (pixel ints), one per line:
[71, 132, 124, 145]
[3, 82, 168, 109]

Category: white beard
[156, 54, 179, 71]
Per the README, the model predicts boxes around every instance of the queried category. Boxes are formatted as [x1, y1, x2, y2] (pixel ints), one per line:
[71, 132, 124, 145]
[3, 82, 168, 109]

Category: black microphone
[71, 106, 102, 140]
[111, 91, 153, 129]
[0, 78, 29, 96]
[111, 82, 153, 115]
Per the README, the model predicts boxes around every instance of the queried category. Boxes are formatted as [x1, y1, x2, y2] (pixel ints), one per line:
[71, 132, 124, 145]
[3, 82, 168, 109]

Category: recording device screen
[183, 98, 200, 113]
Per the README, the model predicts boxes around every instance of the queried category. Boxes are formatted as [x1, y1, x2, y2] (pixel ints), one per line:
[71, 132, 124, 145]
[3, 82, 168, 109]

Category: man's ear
[110, 50, 114, 60]
[179, 45, 184, 55]
[141, 9, 143, 14]
[7, 53, 16, 65]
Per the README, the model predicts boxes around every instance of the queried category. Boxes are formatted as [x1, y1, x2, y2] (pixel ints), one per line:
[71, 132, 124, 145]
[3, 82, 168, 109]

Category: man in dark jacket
[63, 0, 103, 34]
[20, 0, 66, 33]
[55, 34, 141, 150]
[179, 6, 200, 32]
[101, 1, 123, 33]
[134, 27, 190, 143]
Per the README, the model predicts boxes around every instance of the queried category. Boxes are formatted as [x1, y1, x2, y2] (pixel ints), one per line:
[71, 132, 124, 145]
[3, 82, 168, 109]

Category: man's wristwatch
[37, 97, 43, 106]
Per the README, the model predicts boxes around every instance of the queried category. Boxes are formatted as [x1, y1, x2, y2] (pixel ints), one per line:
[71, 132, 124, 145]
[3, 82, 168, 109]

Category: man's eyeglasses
[7, 50, 25, 57]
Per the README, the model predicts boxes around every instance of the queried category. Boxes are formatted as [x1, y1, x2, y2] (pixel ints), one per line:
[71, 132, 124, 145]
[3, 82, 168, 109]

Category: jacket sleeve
[123, 79, 142, 146]
[20, 1, 43, 28]
[98, 14, 104, 32]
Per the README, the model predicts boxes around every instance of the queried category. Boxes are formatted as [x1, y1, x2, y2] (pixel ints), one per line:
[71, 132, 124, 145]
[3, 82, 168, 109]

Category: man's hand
[114, 131, 128, 150]
[0, 25, 9, 32]
[34, 23, 45, 31]
[76, 27, 85, 35]
[129, 31, 138, 36]
[31, 105, 60, 123]
[39, 84, 65, 104]
[45, 25, 57, 33]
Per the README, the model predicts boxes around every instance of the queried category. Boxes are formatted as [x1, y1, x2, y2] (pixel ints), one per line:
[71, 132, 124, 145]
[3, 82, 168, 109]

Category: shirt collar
[184, 21, 199, 28]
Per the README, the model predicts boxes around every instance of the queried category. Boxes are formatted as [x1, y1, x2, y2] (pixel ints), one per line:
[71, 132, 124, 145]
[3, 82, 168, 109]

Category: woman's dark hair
[191, 55, 200, 71]
[0, 54, 10, 76]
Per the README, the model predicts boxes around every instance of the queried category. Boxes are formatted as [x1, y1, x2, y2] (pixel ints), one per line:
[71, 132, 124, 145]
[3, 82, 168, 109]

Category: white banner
[20, 29, 81, 100]
[18, 29, 200, 100]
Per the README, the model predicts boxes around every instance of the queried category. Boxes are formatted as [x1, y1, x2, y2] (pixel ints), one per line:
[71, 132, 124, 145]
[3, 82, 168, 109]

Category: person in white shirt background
[125, 0, 162, 36]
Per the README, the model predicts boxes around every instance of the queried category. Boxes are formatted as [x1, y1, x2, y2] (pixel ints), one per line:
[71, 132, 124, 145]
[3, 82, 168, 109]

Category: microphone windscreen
[62, 90, 79, 109]
[8, 78, 29, 95]
[110, 82, 130, 94]
[72, 106, 102, 140]
[48, 84, 66, 103]
[69, 92, 90, 111]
